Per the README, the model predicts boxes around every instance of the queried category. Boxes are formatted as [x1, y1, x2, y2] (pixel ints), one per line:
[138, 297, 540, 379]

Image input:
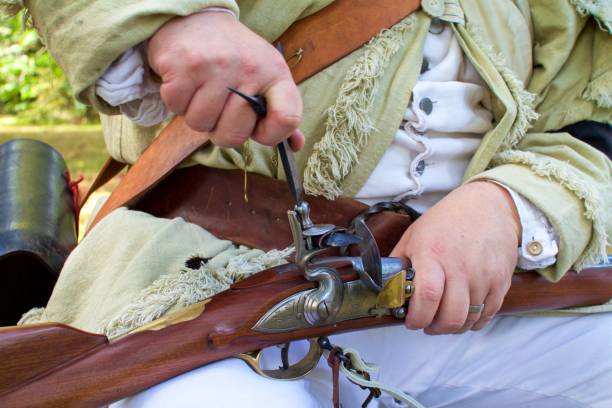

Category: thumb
[288, 129, 305, 152]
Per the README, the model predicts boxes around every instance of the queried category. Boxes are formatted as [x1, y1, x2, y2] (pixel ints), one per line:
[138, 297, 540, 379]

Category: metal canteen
[0, 139, 77, 325]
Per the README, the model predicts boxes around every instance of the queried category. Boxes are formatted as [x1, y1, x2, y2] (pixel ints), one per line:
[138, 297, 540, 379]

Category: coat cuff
[469, 163, 594, 282]
[490, 182, 559, 270]
[95, 7, 237, 126]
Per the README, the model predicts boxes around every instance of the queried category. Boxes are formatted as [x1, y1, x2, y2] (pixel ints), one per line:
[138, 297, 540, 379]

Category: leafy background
[0, 14, 98, 125]
[0, 13, 109, 235]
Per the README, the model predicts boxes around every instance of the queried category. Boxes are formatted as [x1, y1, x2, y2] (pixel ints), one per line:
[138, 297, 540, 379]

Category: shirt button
[415, 160, 426, 175]
[420, 57, 430, 74]
[419, 97, 434, 115]
[429, 18, 445, 34]
[526, 240, 543, 256]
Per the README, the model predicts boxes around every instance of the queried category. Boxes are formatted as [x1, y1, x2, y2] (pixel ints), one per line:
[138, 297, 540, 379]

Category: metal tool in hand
[228, 87, 417, 311]
[227, 88, 357, 250]
[230, 87, 417, 380]
[229, 87, 346, 326]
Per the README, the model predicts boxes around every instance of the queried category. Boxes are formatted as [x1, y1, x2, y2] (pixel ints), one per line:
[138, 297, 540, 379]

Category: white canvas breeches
[112, 312, 612, 408]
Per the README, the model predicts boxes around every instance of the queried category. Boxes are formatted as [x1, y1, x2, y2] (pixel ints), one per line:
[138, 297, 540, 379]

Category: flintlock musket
[1, 136, 611, 407]
[0, 246, 610, 407]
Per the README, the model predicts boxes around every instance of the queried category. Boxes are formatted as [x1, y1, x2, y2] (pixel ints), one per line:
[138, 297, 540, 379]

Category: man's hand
[391, 181, 521, 334]
[147, 12, 304, 150]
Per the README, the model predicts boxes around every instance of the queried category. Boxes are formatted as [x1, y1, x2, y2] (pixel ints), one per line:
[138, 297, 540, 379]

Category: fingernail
[405, 321, 418, 331]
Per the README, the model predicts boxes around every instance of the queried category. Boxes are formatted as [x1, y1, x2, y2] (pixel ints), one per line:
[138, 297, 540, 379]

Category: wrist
[148, 11, 239, 74]
[467, 180, 522, 243]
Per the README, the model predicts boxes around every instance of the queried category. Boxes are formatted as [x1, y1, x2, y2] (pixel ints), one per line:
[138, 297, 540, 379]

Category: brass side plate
[376, 270, 406, 309]
[113, 299, 210, 342]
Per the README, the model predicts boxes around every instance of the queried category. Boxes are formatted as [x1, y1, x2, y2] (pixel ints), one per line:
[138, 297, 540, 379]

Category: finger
[425, 272, 469, 335]
[252, 78, 302, 146]
[209, 86, 259, 148]
[455, 270, 490, 333]
[471, 286, 506, 331]
[159, 75, 197, 115]
[183, 83, 232, 132]
[456, 290, 488, 334]
[405, 255, 445, 330]
[288, 129, 305, 152]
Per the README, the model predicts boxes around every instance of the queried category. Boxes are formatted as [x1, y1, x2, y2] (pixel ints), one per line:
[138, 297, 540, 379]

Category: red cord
[65, 171, 84, 236]
[327, 347, 343, 408]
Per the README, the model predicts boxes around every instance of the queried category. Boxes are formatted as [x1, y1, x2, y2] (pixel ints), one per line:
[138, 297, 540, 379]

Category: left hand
[391, 181, 521, 334]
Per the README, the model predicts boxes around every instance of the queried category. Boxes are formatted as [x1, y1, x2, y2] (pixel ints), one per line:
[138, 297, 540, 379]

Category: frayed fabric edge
[101, 247, 294, 340]
[303, 15, 416, 200]
[582, 71, 612, 109]
[466, 23, 539, 150]
[570, 0, 612, 33]
[492, 150, 609, 270]
[17, 307, 47, 325]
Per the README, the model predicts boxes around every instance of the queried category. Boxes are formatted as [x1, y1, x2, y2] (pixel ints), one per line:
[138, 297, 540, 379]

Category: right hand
[147, 11, 304, 150]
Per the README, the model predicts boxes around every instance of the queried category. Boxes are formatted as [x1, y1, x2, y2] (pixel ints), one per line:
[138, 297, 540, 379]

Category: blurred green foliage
[0, 14, 97, 124]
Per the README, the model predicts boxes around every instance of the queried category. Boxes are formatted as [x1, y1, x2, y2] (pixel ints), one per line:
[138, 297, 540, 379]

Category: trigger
[236, 338, 323, 380]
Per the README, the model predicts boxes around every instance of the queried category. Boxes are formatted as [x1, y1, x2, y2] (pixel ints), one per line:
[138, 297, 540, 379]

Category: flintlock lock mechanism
[281, 139, 345, 326]
[228, 86, 354, 326]
[231, 88, 417, 380]
[248, 142, 418, 335]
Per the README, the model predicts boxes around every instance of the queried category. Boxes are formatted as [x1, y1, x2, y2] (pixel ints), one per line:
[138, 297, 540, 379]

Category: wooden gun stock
[0, 262, 610, 408]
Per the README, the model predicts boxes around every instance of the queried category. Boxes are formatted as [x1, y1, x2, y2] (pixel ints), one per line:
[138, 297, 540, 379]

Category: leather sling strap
[134, 166, 414, 256]
[278, 0, 421, 85]
[86, 0, 421, 231]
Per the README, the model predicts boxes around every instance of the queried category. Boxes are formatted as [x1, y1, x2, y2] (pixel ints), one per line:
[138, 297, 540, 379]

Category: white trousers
[113, 313, 612, 407]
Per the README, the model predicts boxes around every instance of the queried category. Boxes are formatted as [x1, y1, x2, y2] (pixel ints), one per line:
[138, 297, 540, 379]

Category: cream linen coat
[10, 0, 612, 282]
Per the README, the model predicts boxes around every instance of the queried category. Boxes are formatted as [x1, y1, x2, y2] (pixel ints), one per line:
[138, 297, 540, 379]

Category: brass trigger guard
[236, 338, 323, 380]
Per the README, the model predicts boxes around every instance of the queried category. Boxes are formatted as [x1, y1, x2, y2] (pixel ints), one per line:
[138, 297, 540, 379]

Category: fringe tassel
[570, 0, 612, 33]
[492, 150, 609, 270]
[303, 15, 416, 199]
[466, 23, 539, 150]
[0, 0, 22, 16]
[102, 247, 294, 339]
[17, 307, 46, 325]
[583, 71, 612, 108]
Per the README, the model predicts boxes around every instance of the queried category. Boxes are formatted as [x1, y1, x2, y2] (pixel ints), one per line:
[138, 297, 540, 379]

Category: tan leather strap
[134, 166, 413, 256]
[88, 0, 421, 231]
[88, 119, 207, 228]
[279, 0, 421, 84]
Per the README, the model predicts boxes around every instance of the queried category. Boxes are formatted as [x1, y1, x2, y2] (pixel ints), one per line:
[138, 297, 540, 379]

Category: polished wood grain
[0, 324, 107, 394]
[502, 269, 611, 313]
[0, 261, 609, 408]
